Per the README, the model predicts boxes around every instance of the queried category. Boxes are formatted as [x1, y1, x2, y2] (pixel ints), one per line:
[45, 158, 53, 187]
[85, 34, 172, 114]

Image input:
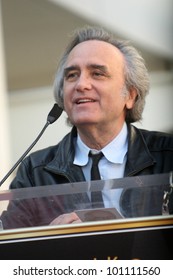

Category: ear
[126, 88, 138, 109]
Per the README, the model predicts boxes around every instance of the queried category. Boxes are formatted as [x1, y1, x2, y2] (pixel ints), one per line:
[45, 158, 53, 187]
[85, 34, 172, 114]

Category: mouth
[76, 98, 96, 105]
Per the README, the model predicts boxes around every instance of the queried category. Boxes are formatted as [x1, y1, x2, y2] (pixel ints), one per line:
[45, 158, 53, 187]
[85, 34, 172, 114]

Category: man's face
[63, 40, 135, 131]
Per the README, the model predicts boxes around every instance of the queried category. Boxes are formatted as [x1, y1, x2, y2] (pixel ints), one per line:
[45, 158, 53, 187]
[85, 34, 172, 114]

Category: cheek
[63, 86, 71, 105]
[105, 94, 126, 113]
[63, 93, 70, 113]
[63, 83, 74, 99]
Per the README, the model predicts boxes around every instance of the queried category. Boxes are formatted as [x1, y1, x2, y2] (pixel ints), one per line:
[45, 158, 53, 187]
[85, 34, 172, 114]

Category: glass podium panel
[0, 173, 172, 231]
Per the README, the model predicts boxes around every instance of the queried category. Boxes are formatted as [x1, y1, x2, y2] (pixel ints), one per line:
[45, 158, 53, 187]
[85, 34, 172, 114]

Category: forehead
[66, 40, 124, 67]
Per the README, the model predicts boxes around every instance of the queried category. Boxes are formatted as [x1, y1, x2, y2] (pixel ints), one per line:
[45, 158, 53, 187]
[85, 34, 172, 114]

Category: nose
[75, 73, 92, 92]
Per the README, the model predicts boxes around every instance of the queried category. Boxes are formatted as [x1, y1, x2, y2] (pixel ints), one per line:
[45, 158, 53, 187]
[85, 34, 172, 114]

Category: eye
[93, 71, 103, 76]
[65, 71, 79, 81]
[92, 70, 106, 79]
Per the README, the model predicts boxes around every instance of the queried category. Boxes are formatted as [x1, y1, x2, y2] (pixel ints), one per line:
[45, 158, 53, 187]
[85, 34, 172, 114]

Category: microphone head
[47, 103, 63, 124]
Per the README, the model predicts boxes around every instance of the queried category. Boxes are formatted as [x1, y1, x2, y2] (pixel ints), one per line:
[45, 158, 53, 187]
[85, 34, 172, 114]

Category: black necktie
[89, 151, 104, 208]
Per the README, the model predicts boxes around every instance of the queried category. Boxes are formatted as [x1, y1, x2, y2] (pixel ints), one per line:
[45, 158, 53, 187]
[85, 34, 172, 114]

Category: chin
[73, 118, 97, 126]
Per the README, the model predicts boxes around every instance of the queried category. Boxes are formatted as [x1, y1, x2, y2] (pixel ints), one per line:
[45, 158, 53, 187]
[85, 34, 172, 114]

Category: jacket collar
[45, 127, 85, 182]
[124, 124, 155, 176]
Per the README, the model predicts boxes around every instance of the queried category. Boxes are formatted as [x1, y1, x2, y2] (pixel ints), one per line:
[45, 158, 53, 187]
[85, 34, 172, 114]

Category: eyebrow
[88, 64, 108, 71]
[64, 65, 79, 77]
[89, 64, 111, 77]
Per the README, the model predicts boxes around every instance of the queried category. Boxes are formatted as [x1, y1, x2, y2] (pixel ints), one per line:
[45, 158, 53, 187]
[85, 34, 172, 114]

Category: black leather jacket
[1, 125, 173, 228]
[10, 125, 173, 187]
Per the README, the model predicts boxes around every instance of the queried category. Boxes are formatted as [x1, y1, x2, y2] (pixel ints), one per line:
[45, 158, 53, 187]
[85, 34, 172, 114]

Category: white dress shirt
[73, 122, 128, 211]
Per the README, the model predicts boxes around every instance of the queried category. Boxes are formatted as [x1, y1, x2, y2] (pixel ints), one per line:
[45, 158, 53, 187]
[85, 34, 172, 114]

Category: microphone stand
[0, 104, 63, 187]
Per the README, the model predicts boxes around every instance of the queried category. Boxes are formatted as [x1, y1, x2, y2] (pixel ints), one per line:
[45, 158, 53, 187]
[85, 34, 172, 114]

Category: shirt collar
[73, 134, 90, 166]
[102, 122, 128, 164]
[74, 122, 128, 166]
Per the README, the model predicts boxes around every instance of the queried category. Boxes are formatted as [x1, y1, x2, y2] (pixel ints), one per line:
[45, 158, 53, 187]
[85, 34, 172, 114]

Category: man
[1, 26, 173, 228]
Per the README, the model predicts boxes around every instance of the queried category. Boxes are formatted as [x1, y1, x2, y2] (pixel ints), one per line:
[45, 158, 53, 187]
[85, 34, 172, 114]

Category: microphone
[0, 103, 63, 187]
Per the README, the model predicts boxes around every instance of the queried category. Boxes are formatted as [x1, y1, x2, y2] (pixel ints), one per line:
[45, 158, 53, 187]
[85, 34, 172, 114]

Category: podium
[0, 173, 173, 259]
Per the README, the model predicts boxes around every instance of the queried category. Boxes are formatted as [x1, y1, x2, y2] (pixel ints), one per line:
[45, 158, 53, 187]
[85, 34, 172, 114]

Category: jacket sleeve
[0, 160, 66, 229]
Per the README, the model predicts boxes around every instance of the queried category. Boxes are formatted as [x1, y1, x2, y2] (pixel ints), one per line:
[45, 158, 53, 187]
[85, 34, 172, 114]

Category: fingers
[50, 212, 82, 225]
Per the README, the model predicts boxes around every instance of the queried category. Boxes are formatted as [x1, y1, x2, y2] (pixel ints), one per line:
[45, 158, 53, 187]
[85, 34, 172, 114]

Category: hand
[50, 212, 82, 225]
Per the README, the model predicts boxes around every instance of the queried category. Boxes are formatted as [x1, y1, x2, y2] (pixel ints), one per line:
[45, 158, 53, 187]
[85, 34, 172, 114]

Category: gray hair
[54, 26, 150, 123]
